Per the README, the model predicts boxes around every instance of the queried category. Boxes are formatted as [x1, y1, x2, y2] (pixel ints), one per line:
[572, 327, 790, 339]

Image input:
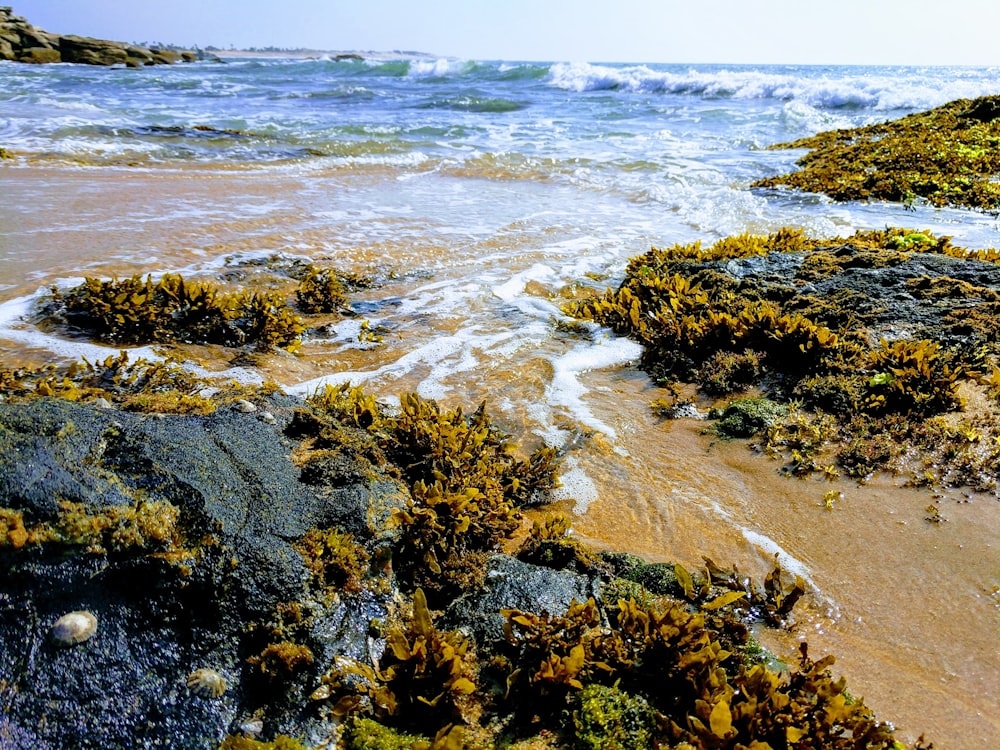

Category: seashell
[234, 399, 257, 413]
[238, 717, 264, 738]
[260, 411, 277, 425]
[186, 668, 227, 698]
[50, 610, 97, 646]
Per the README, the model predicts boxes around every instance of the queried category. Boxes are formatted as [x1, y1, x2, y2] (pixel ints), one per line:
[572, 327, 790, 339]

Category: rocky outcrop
[0, 391, 615, 748]
[0, 395, 410, 748]
[0, 6, 197, 66]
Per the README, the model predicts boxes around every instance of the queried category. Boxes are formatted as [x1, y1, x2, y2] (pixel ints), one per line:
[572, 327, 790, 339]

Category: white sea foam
[408, 58, 463, 77]
[0, 291, 163, 363]
[551, 456, 601, 515]
[491, 263, 558, 302]
[547, 62, 1000, 111]
[544, 334, 644, 441]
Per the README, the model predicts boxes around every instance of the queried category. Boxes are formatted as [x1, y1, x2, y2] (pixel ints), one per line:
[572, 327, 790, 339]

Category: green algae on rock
[753, 96, 1000, 211]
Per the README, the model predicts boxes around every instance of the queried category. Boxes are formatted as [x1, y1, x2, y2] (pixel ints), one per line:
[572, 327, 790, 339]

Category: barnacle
[186, 668, 227, 698]
[50, 610, 98, 646]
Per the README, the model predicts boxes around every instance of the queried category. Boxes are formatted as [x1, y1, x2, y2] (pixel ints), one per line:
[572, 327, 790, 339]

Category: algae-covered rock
[569, 227, 1000, 488]
[571, 683, 657, 750]
[710, 397, 788, 439]
[443, 554, 600, 646]
[0, 395, 406, 749]
[754, 96, 1000, 211]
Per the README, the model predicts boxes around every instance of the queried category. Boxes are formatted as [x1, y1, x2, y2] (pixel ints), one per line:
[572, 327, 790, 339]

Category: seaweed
[567, 226, 1000, 488]
[295, 266, 349, 314]
[315, 589, 479, 737]
[294, 528, 370, 593]
[753, 96, 1000, 212]
[501, 596, 900, 748]
[308, 386, 561, 603]
[218, 735, 307, 750]
[515, 514, 604, 575]
[47, 273, 304, 352]
[0, 499, 180, 554]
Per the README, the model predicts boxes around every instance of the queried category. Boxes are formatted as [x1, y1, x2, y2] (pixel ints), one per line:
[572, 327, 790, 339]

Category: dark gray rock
[443, 554, 601, 647]
[0, 396, 407, 749]
[699, 243, 1000, 348]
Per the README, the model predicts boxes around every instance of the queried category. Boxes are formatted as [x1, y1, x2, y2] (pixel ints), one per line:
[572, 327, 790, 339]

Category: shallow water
[2, 57, 1000, 747]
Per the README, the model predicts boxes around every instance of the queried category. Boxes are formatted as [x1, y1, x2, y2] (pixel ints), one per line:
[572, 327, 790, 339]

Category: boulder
[0, 395, 409, 748]
[16, 46, 61, 64]
[150, 47, 182, 65]
[59, 35, 129, 66]
[0, 6, 196, 66]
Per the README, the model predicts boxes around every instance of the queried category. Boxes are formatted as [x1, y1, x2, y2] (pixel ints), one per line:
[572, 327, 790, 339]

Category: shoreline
[209, 48, 437, 61]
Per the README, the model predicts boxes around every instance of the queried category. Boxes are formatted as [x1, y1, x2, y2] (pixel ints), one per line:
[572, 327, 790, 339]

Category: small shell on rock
[187, 668, 227, 698]
[234, 399, 257, 413]
[50, 610, 98, 646]
[238, 717, 264, 738]
[260, 411, 277, 425]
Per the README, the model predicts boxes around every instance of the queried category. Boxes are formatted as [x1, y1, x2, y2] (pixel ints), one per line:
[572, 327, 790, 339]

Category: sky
[12, 0, 1000, 66]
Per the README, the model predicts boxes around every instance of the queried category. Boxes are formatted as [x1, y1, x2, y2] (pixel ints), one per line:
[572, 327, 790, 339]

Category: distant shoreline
[210, 49, 433, 61]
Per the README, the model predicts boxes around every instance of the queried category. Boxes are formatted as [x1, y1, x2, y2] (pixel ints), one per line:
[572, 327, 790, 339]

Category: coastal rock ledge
[0, 6, 197, 66]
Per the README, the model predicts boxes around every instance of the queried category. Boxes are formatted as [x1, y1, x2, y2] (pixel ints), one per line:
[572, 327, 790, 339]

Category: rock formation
[0, 6, 197, 66]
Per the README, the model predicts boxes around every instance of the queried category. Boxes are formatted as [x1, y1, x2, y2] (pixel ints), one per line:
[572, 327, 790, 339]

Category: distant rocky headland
[0, 6, 197, 66]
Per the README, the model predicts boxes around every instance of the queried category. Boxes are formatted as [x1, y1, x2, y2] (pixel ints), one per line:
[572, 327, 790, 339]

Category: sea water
[1, 57, 999, 747]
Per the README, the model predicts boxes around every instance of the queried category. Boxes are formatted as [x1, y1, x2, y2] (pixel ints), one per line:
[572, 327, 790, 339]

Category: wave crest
[547, 62, 1000, 110]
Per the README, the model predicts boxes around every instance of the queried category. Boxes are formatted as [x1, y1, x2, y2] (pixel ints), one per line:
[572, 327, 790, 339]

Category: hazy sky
[13, 0, 1000, 65]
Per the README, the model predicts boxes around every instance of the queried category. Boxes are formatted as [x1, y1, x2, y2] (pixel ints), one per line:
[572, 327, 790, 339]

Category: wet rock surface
[443, 554, 601, 645]
[0, 395, 406, 749]
[697, 242, 1000, 348]
[0, 393, 603, 748]
[0, 6, 197, 66]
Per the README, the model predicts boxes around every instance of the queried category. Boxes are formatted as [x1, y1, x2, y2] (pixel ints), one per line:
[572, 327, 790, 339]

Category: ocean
[1, 57, 999, 747]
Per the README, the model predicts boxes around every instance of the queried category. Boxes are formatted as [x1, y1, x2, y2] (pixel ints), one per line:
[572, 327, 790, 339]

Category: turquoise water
[5, 58, 1000, 245]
